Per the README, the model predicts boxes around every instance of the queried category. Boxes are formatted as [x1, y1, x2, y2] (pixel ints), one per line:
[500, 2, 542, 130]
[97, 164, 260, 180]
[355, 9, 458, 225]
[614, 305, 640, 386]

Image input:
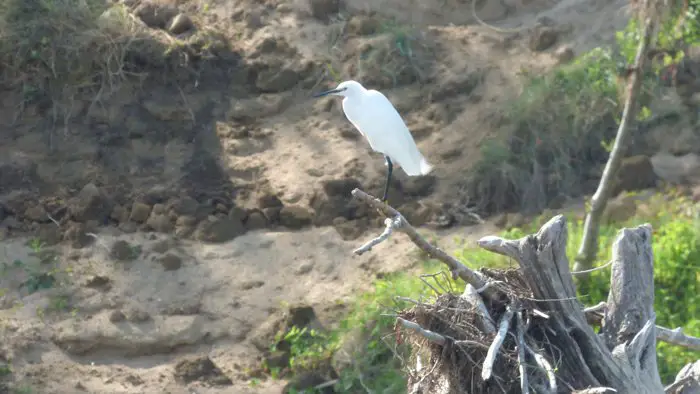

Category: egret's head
[312, 80, 365, 98]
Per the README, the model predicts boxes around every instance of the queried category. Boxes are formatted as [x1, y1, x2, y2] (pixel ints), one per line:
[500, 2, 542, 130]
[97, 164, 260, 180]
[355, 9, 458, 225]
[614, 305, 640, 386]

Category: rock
[0, 152, 39, 194]
[158, 253, 183, 271]
[146, 212, 174, 233]
[651, 152, 700, 184]
[555, 45, 575, 64]
[110, 240, 138, 261]
[402, 175, 436, 197]
[322, 178, 362, 197]
[332, 217, 368, 240]
[255, 68, 300, 93]
[228, 207, 247, 222]
[69, 183, 112, 223]
[245, 210, 268, 230]
[312, 195, 367, 226]
[109, 310, 126, 323]
[194, 218, 246, 242]
[38, 224, 62, 246]
[399, 201, 434, 227]
[134, 1, 178, 29]
[279, 206, 313, 229]
[151, 239, 174, 253]
[168, 13, 194, 34]
[308, 0, 341, 21]
[111, 205, 129, 222]
[240, 280, 265, 290]
[169, 197, 199, 216]
[603, 194, 637, 224]
[257, 192, 283, 209]
[262, 207, 281, 224]
[130, 202, 152, 223]
[128, 309, 151, 322]
[614, 155, 658, 195]
[173, 356, 232, 385]
[529, 25, 558, 52]
[347, 14, 380, 36]
[283, 372, 334, 394]
[63, 222, 94, 249]
[24, 204, 48, 222]
[85, 275, 112, 290]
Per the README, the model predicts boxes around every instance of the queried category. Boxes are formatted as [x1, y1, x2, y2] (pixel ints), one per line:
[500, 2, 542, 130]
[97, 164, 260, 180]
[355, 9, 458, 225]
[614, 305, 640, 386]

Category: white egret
[313, 80, 433, 202]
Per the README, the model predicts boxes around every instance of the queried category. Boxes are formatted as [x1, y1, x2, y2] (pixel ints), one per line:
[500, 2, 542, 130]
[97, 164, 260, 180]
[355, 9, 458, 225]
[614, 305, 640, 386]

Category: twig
[481, 304, 514, 381]
[525, 343, 557, 392]
[352, 188, 496, 299]
[516, 311, 529, 394]
[573, 388, 618, 393]
[656, 326, 700, 351]
[397, 317, 447, 345]
[397, 317, 488, 350]
[584, 301, 607, 314]
[353, 216, 400, 255]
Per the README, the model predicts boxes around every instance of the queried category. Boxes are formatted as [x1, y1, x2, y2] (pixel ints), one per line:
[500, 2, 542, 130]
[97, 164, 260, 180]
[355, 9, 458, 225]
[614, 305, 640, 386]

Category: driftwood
[351, 189, 700, 393]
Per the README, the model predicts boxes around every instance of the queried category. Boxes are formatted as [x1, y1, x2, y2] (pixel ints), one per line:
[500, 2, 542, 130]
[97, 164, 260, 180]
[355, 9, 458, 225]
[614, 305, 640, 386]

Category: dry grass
[399, 268, 564, 393]
[0, 0, 228, 124]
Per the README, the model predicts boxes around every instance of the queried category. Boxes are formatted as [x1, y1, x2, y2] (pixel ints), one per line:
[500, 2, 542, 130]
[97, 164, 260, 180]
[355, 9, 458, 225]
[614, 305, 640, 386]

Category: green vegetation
[467, 2, 700, 214]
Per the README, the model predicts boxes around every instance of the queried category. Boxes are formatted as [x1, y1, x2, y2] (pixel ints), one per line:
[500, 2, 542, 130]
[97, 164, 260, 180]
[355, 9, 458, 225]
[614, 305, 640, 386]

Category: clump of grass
[0, 0, 143, 115]
[0, 0, 227, 123]
[324, 13, 435, 89]
[466, 47, 626, 215]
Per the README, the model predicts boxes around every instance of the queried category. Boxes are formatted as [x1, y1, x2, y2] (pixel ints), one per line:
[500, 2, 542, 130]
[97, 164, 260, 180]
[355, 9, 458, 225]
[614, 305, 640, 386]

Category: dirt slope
[0, 0, 634, 392]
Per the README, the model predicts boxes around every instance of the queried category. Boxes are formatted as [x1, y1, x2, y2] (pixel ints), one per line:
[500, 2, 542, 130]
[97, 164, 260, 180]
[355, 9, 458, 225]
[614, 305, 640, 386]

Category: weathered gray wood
[603, 224, 664, 392]
[667, 361, 700, 394]
[477, 215, 664, 393]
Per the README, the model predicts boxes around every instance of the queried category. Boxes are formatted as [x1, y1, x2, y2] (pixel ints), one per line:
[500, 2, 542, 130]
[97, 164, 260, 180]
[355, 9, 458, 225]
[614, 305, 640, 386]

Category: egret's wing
[348, 90, 430, 176]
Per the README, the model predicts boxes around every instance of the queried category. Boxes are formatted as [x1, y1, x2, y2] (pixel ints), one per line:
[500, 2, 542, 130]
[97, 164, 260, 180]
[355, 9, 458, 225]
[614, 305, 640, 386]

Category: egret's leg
[382, 156, 393, 202]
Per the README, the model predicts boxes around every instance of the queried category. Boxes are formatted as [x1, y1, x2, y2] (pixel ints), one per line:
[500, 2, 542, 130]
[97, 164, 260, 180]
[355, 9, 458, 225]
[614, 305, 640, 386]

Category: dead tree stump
[350, 189, 699, 394]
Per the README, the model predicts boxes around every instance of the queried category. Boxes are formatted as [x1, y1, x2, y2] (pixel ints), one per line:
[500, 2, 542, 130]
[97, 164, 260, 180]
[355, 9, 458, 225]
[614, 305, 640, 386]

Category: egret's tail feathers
[419, 157, 433, 175]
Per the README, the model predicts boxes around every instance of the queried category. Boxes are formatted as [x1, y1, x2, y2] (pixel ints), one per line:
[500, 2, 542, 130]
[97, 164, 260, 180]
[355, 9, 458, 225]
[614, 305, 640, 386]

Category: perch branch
[574, 15, 655, 273]
[481, 303, 515, 381]
[516, 310, 529, 394]
[351, 188, 497, 300]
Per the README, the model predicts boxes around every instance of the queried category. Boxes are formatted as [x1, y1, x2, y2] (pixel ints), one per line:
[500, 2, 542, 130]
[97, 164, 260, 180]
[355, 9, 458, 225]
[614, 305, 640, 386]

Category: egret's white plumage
[317, 80, 433, 176]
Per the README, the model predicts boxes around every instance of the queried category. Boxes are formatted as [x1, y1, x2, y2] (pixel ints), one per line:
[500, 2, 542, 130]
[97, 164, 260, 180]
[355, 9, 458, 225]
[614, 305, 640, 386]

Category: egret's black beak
[312, 88, 344, 98]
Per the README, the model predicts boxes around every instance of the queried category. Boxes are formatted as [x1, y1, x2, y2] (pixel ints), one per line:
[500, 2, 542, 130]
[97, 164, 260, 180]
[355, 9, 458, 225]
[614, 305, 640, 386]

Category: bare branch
[585, 303, 700, 351]
[397, 317, 447, 345]
[516, 311, 529, 394]
[656, 326, 700, 352]
[351, 188, 497, 300]
[353, 216, 400, 255]
[460, 284, 496, 335]
[574, 15, 655, 273]
[525, 343, 557, 392]
[481, 303, 514, 381]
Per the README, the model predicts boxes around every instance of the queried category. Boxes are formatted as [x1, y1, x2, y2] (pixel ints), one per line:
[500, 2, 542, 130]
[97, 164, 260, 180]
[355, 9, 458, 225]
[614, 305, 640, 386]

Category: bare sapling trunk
[574, 16, 655, 275]
[350, 189, 700, 393]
